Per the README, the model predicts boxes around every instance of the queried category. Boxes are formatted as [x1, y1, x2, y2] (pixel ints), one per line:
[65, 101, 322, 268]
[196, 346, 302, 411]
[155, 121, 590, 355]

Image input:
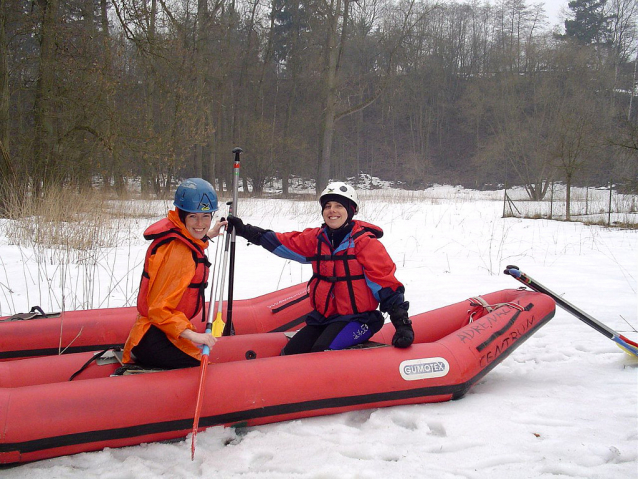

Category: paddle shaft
[191, 148, 242, 459]
[504, 265, 638, 355]
[191, 152, 242, 461]
[190, 357, 208, 460]
[211, 221, 232, 337]
[191, 206, 225, 461]
[223, 147, 242, 336]
[191, 210, 231, 458]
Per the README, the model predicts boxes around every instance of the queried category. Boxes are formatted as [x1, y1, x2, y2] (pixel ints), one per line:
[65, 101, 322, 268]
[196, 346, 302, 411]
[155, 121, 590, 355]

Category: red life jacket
[137, 218, 211, 320]
[306, 225, 382, 317]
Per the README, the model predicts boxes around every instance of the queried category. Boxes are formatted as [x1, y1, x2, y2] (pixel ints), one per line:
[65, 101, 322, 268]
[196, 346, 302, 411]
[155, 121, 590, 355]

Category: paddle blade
[504, 266, 638, 358]
[211, 312, 225, 338]
[615, 335, 638, 358]
[191, 357, 209, 460]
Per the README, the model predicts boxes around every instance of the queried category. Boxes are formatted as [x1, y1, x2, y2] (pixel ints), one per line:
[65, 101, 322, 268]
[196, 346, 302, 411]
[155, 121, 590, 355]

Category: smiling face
[322, 201, 348, 230]
[184, 212, 213, 240]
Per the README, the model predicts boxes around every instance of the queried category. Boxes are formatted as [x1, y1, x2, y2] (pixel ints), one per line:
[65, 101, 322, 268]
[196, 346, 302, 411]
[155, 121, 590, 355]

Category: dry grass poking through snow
[0, 186, 170, 313]
[1, 186, 166, 252]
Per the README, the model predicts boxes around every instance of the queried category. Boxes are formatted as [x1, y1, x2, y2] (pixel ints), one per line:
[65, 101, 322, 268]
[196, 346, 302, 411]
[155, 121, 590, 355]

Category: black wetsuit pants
[131, 325, 200, 369]
[282, 320, 375, 355]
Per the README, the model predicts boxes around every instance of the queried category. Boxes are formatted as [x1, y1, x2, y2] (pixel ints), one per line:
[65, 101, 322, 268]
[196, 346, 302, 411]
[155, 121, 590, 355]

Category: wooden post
[549, 182, 554, 220]
[502, 183, 507, 218]
[608, 180, 613, 226]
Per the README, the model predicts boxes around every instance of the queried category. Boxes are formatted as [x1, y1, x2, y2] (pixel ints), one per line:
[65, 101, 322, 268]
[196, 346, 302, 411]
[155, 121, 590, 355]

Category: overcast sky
[542, 0, 569, 28]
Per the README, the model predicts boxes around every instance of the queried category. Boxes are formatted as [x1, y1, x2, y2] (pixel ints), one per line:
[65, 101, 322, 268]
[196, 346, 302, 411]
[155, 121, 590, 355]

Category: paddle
[211, 204, 232, 338]
[504, 265, 638, 357]
[190, 343, 211, 460]
[191, 148, 242, 460]
[190, 212, 227, 461]
[222, 147, 242, 336]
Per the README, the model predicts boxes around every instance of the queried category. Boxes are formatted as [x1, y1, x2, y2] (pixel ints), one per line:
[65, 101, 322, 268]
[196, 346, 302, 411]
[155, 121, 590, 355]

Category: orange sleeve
[145, 240, 197, 340]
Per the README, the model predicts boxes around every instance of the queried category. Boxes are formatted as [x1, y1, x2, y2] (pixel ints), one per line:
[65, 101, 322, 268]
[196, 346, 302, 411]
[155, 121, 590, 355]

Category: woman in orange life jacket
[123, 178, 227, 369]
[227, 181, 414, 355]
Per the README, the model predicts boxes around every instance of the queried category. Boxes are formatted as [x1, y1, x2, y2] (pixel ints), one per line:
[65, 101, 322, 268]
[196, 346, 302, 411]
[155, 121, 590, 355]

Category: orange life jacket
[137, 218, 211, 321]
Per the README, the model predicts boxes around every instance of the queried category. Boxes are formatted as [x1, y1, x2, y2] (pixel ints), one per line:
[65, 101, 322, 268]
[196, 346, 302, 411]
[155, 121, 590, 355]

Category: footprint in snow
[250, 451, 275, 467]
[344, 409, 374, 427]
[390, 415, 418, 431]
[427, 421, 447, 437]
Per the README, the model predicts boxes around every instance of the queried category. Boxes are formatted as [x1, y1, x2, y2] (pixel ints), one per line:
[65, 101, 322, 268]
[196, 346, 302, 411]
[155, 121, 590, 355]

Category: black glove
[390, 305, 414, 348]
[227, 216, 265, 245]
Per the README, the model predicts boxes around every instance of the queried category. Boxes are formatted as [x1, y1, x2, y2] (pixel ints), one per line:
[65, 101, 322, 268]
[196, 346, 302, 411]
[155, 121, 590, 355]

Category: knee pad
[328, 322, 373, 350]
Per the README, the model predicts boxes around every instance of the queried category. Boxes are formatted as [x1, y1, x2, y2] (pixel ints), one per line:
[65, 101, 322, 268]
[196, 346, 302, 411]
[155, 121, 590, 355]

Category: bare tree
[549, 43, 609, 219]
[32, 0, 59, 195]
[0, 0, 13, 214]
[0, 0, 7, 153]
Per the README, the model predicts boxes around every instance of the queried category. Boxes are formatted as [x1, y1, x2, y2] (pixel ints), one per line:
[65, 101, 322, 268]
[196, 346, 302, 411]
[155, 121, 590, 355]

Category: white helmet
[319, 182, 359, 213]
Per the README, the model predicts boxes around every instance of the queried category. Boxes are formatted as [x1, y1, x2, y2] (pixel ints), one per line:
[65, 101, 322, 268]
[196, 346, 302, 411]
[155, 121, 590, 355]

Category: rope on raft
[467, 296, 525, 323]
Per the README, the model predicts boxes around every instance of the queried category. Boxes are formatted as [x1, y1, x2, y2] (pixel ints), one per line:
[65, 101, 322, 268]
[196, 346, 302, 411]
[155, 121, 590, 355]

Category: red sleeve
[355, 235, 403, 291]
[274, 227, 322, 257]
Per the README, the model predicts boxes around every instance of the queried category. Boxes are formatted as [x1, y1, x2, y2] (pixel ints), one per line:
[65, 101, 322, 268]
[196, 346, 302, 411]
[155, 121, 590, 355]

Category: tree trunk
[0, 0, 13, 207]
[0, 0, 8, 151]
[565, 172, 572, 221]
[316, 0, 347, 194]
[273, 0, 302, 197]
[141, 0, 157, 196]
[193, 0, 209, 180]
[33, 0, 59, 195]
[99, 0, 124, 195]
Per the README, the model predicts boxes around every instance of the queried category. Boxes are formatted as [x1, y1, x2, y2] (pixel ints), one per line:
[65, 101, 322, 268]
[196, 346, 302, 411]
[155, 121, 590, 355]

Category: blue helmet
[173, 178, 219, 213]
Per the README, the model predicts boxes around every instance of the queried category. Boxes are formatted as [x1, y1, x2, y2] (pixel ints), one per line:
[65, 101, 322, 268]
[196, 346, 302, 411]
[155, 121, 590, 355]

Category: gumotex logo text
[399, 358, 450, 381]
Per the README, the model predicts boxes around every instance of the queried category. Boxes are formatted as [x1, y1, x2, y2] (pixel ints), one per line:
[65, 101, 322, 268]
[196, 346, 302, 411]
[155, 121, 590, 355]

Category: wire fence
[503, 183, 638, 228]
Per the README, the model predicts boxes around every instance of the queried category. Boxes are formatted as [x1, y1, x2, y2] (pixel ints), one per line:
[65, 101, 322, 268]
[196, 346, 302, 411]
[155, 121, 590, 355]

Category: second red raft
[0, 283, 311, 361]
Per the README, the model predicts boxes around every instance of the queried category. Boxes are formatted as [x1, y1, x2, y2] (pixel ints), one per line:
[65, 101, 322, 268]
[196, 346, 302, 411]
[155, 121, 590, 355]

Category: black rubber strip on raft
[270, 293, 310, 314]
[476, 303, 534, 352]
[267, 315, 307, 333]
[0, 344, 125, 361]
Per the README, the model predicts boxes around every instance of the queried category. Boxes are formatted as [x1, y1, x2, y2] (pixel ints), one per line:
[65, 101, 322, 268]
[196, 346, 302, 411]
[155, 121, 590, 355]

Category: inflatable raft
[0, 283, 311, 361]
[0, 288, 555, 464]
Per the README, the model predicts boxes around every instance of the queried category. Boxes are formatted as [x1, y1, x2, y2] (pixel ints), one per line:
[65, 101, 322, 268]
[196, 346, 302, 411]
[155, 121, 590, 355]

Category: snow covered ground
[1, 186, 637, 478]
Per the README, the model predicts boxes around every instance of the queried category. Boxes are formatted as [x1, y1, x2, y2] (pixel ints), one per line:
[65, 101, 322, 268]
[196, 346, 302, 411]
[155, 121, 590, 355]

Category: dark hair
[321, 194, 350, 211]
[177, 208, 188, 224]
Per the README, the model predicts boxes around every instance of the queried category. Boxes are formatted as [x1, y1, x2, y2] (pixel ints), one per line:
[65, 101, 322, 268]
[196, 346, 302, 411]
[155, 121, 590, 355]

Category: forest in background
[0, 0, 637, 204]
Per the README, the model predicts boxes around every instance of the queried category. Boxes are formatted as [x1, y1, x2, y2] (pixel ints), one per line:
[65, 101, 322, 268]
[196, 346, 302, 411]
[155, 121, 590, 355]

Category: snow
[1, 186, 637, 478]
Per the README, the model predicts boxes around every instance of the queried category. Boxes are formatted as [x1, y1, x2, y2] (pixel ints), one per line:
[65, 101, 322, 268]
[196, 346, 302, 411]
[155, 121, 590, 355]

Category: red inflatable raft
[0, 283, 311, 361]
[0, 288, 555, 464]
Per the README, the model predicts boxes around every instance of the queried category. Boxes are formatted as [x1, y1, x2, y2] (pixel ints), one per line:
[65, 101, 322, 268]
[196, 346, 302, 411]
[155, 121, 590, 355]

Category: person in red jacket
[123, 178, 227, 369]
[228, 181, 413, 355]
